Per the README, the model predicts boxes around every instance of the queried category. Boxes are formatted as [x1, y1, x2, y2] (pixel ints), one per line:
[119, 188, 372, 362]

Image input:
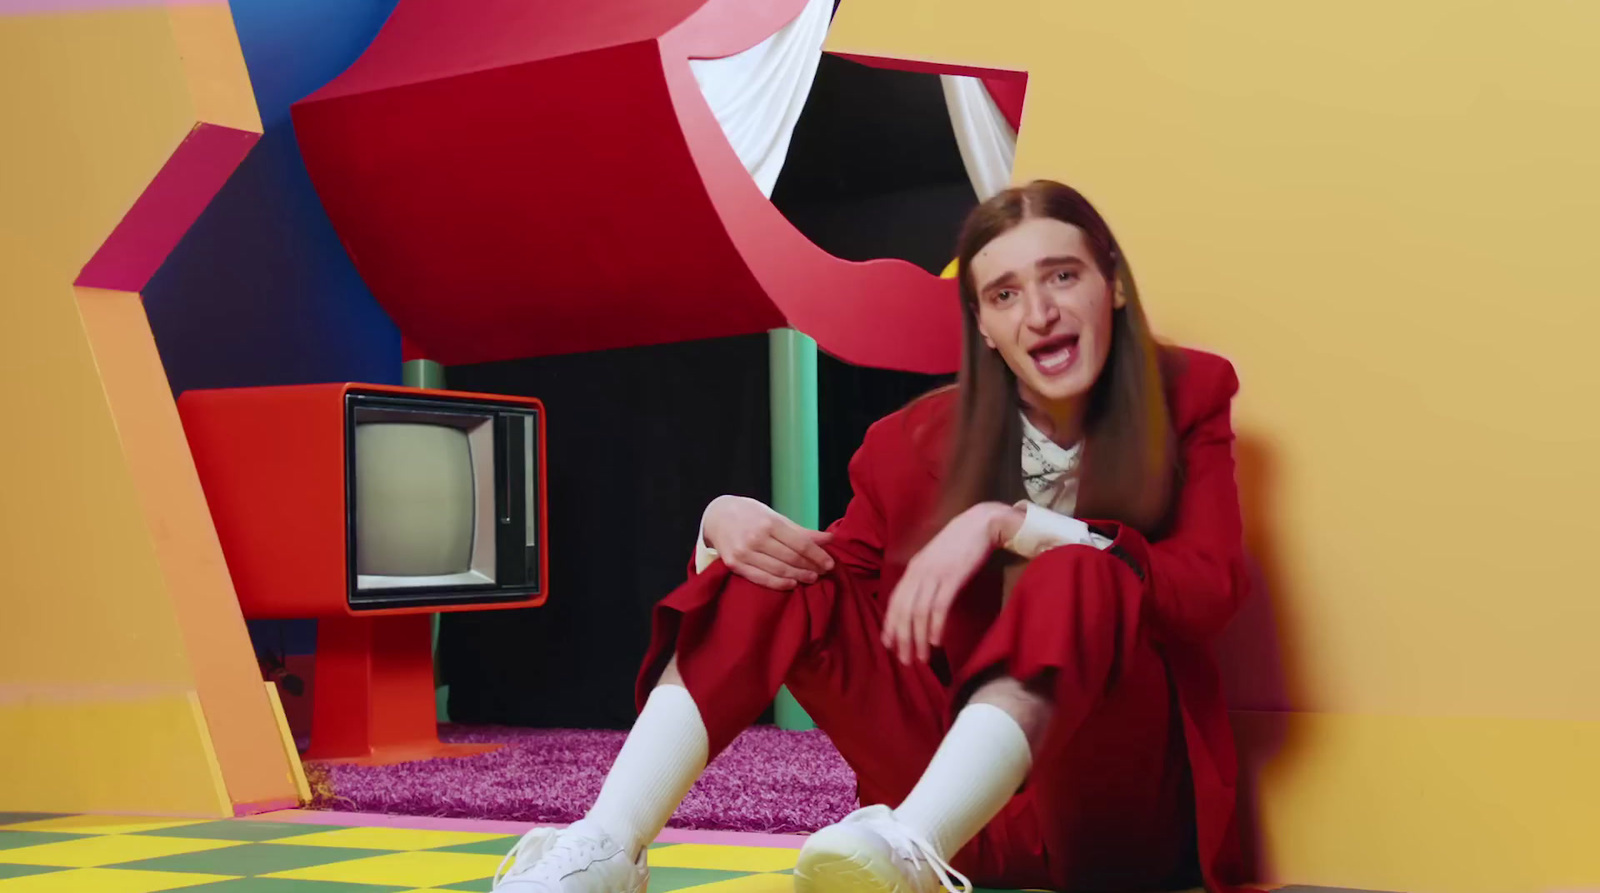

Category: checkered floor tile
[0, 814, 805, 892]
[0, 815, 1368, 892]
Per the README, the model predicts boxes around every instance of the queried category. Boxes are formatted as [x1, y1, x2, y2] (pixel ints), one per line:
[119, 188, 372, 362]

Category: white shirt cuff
[1003, 501, 1113, 559]
[693, 500, 721, 573]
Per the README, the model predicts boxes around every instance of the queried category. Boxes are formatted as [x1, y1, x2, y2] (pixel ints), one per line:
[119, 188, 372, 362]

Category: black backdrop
[438, 56, 968, 728]
[440, 341, 949, 728]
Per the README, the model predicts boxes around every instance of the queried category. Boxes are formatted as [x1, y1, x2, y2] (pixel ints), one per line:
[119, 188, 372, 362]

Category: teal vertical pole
[402, 358, 451, 723]
[768, 328, 818, 731]
[401, 359, 445, 389]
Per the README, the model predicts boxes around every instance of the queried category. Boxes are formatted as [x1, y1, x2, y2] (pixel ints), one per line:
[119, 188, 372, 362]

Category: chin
[1020, 372, 1095, 406]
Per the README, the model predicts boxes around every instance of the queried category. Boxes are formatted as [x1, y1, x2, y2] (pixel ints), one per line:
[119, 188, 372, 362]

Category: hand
[881, 502, 1024, 664]
[703, 495, 835, 590]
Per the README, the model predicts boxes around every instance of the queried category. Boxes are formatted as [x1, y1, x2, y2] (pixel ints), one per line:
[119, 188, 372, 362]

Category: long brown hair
[930, 180, 1177, 538]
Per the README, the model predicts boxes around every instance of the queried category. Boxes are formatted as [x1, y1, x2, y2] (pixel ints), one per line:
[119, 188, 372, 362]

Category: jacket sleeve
[821, 419, 891, 579]
[1090, 356, 1250, 642]
[685, 419, 890, 580]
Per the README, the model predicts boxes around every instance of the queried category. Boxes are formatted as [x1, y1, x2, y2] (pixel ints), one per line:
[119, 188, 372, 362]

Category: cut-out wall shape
[0, 1, 301, 816]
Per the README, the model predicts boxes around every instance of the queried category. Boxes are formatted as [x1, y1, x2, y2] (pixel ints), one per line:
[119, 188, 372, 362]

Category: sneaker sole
[793, 843, 913, 893]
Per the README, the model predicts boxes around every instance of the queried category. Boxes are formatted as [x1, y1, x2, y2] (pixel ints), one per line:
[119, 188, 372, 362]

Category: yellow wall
[0, 5, 296, 815]
[828, 2, 1599, 891]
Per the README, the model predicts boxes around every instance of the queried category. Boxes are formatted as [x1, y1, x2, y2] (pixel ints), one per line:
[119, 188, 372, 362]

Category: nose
[1022, 285, 1058, 330]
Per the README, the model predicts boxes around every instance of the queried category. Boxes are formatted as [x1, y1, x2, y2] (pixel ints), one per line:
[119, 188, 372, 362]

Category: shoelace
[864, 816, 972, 893]
[493, 827, 607, 887]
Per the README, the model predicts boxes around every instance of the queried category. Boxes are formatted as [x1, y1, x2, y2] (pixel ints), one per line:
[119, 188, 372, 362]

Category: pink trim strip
[234, 798, 301, 818]
[253, 810, 807, 848]
[655, 828, 806, 849]
[75, 123, 257, 293]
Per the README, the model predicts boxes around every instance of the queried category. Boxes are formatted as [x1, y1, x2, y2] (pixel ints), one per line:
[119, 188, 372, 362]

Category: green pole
[769, 329, 818, 731]
[401, 359, 445, 389]
[402, 359, 450, 723]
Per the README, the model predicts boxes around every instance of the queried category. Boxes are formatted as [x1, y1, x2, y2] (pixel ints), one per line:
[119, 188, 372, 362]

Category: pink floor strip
[655, 827, 807, 849]
[255, 809, 807, 848]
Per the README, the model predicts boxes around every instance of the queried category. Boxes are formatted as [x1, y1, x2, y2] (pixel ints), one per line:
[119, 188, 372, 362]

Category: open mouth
[1028, 333, 1080, 375]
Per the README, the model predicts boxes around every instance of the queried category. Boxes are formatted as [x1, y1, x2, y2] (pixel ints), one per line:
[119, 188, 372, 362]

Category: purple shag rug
[305, 725, 859, 834]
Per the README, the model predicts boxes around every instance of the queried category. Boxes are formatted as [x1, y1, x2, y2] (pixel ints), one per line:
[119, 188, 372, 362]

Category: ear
[1113, 275, 1129, 309]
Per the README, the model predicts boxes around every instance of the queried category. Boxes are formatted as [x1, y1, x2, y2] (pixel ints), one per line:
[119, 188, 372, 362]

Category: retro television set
[179, 383, 547, 764]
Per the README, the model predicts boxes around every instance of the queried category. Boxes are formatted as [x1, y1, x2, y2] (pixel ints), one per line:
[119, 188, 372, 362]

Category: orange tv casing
[179, 381, 548, 619]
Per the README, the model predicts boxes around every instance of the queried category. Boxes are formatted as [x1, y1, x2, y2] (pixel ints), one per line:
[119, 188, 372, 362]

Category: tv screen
[349, 405, 499, 592]
[354, 422, 475, 577]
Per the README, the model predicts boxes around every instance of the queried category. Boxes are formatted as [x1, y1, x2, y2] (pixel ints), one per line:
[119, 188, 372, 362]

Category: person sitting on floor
[492, 180, 1251, 893]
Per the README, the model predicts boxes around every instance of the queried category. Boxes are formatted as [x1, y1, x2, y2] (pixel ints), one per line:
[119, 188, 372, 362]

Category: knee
[1007, 547, 1134, 627]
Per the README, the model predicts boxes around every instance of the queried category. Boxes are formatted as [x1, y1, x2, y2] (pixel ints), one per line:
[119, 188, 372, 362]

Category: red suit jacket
[819, 347, 1249, 891]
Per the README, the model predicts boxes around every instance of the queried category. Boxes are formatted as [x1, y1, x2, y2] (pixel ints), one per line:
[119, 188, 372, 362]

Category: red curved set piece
[293, 0, 962, 373]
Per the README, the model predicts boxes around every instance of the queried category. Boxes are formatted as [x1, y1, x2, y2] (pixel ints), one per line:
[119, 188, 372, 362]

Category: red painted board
[293, 0, 962, 373]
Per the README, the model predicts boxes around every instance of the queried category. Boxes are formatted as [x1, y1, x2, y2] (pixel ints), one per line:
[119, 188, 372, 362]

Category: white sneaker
[492, 819, 648, 893]
[794, 805, 971, 893]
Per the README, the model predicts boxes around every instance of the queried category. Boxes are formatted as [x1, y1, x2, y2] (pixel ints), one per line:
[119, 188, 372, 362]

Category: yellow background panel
[164, 2, 261, 133]
[0, 695, 229, 817]
[827, 2, 1600, 890]
[826, 0, 1600, 723]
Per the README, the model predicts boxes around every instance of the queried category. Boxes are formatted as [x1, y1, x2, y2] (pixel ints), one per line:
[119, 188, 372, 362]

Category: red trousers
[638, 548, 1199, 892]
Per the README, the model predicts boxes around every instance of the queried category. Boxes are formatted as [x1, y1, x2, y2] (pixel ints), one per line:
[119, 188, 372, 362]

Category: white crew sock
[892, 703, 1034, 860]
[585, 684, 710, 856]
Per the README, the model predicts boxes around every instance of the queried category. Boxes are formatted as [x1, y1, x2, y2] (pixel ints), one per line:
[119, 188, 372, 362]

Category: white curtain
[940, 75, 1016, 201]
[690, 0, 833, 198]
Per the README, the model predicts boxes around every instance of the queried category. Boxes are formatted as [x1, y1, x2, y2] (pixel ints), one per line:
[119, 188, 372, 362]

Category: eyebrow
[977, 255, 1088, 295]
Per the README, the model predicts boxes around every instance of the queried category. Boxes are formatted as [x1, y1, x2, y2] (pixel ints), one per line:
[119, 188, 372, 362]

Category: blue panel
[145, 0, 403, 398]
[145, 0, 403, 653]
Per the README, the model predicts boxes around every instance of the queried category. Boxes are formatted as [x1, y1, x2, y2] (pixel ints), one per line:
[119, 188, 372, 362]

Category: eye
[1051, 269, 1077, 285]
[989, 289, 1018, 305]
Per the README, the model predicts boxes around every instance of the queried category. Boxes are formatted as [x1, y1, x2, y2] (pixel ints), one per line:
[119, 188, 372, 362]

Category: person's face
[969, 217, 1120, 412]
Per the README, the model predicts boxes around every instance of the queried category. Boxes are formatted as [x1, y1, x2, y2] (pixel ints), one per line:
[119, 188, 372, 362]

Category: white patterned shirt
[694, 413, 1110, 573]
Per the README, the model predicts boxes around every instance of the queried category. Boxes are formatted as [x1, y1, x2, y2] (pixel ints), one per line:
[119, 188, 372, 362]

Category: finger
[915, 579, 945, 664]
[896, 582, 921, 665]
[912, 584, 934, 664]
[753, 540, 822, 582]
[881, 583, 904, 650]
[882, 581, 911, 656]
[929, 587, 950, 648]
[929, 583, 959, 649]
[724, 558, 797, 591]
[771, 525, 836, 572]
[741, 550, 816, 584]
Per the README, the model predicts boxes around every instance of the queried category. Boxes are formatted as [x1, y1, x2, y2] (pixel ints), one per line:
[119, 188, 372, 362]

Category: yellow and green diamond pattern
[0, 814, 801, 893]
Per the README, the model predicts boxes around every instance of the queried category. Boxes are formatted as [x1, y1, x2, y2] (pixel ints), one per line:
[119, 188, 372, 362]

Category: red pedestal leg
[304, 613, 501, 766]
